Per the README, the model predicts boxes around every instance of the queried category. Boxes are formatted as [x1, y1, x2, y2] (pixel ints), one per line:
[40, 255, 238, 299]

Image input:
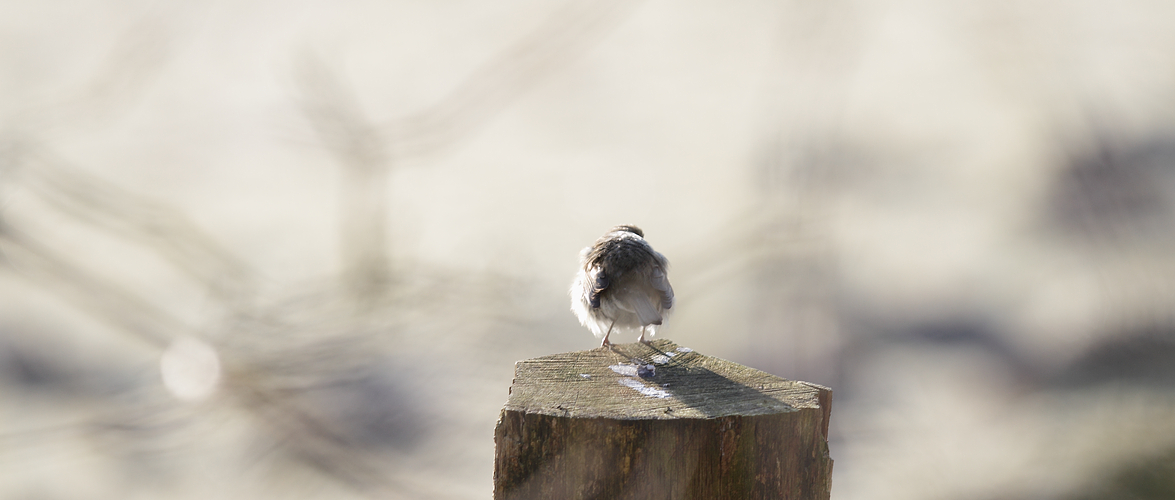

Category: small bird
[570, 225, 674, 347]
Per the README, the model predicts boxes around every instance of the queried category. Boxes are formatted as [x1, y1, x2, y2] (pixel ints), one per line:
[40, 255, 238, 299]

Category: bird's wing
[649, 266, 674, 310]
[588, 267, 609, 308]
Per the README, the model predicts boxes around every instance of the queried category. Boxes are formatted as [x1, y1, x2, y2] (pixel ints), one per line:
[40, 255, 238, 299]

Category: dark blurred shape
[231, 350, 430, 492]
[290, 370, 426, 451]
[835, 313, 1034, 394]
[0, 328, 94, 395]
[1049, 132, 1175, 243]
[1049, 326, 1175, 388]
[1068, 448, 1175, 500]
[0, 331, 70, 391]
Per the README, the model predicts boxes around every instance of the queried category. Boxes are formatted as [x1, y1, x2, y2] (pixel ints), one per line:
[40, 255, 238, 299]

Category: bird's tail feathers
[630, 292, 663, 326]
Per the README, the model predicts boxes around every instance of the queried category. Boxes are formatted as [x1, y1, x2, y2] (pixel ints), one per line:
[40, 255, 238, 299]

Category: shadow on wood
[494, 339, 833, 500]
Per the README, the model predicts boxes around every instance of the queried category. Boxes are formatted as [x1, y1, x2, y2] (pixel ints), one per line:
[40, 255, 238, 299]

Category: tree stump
[494, 339, 833, 500]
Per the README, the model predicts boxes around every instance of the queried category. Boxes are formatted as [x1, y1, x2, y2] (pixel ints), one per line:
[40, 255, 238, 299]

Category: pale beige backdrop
[3, 1, 1175, 499]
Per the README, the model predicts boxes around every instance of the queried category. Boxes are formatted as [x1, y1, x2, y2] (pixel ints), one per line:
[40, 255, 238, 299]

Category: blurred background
[3, 0, 1175, 498]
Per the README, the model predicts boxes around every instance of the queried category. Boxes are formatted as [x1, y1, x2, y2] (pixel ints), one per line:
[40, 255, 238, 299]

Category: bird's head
[610, 225, 644, 238]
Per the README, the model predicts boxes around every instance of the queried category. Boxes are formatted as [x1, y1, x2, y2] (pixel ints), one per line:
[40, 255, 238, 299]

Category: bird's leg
[638, 325, 650, 344]
[601, 320, 616, 348]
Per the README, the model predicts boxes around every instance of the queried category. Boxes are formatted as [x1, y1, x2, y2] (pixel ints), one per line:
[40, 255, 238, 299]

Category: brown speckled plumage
[570, 225, 674, 347]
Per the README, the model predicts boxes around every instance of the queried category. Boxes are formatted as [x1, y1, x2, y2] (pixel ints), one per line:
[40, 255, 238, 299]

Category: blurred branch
[15, 5, 201, 134]
[293, 0, 644, 305]
[295, 55, 392, 303]
[0, 224, 184, 348]
[12, 142, 256, 309]
[0, 2, 654, 496]
[232, 382, 415, 496]
[381, 0, 645, 156]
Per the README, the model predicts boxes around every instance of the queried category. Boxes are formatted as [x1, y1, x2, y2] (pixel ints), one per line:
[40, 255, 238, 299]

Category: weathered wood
[494, 339, 832, 500]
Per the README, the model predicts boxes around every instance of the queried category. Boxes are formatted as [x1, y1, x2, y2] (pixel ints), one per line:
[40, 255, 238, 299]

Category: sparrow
[570, 225, 674, 347]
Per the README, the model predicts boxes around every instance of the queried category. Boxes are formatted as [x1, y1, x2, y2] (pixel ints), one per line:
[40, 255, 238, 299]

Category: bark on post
[494, 339, 833, 500]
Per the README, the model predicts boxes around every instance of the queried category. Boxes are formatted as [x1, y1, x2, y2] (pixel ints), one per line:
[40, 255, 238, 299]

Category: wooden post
[494, 339, 833, 500]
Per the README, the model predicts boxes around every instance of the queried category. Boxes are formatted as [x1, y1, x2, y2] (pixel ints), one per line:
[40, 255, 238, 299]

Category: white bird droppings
[609, 364, 639, 377]
[618, 378, 671, 398]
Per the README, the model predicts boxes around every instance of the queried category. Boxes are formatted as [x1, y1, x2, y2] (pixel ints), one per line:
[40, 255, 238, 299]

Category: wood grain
[494, 339, 833, 499]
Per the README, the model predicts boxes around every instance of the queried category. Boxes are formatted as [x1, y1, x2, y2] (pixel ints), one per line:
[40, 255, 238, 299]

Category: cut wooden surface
[495, 339, 833, 500]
